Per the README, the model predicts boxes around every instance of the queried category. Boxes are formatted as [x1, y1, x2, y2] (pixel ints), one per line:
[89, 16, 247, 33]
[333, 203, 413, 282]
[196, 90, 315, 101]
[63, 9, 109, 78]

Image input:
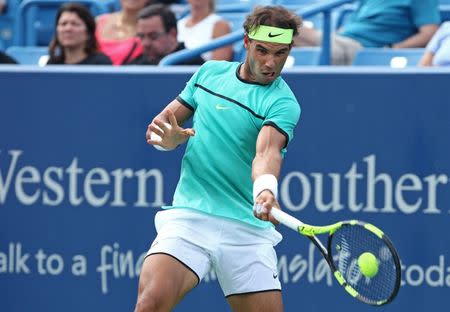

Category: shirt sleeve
[263, 95, 301, 151]
[411, 0, 441, 27]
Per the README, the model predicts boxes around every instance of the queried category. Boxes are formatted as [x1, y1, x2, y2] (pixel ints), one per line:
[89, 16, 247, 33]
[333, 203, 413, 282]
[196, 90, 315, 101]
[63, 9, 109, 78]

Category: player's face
[56, 12, 88, 50]
[136, 16, 175, 64]
[243, 36, 291, 84]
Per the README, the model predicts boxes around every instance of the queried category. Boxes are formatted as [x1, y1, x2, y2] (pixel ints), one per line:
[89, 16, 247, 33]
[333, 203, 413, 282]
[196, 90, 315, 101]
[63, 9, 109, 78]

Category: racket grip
[270, 208, 303, 232]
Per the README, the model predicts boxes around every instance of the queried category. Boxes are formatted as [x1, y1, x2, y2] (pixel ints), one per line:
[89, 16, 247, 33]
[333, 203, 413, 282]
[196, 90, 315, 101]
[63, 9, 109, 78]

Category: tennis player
[136, 5, 302, 312]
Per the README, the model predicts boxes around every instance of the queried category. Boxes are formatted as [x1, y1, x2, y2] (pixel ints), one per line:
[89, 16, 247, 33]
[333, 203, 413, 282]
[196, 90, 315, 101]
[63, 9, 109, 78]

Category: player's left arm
[252, 125, 286, 224]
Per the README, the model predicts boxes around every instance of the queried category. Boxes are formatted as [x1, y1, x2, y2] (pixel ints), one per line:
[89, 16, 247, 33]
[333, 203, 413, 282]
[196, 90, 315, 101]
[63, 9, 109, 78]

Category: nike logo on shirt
[215, 104, 232, 110]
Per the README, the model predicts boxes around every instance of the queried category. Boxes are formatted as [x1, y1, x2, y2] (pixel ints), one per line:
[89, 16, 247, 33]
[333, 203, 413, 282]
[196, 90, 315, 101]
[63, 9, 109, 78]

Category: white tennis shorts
[146, 208, 283, 297]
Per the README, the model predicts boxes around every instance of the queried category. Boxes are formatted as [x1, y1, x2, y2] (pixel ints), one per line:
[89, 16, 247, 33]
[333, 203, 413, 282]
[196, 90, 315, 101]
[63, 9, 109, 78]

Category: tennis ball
[358, 252, 379, 278]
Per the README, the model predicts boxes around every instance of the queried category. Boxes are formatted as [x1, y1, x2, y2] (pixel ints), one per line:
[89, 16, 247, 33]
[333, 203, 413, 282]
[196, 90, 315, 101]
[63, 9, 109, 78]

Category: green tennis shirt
[164, 61, 301, 228]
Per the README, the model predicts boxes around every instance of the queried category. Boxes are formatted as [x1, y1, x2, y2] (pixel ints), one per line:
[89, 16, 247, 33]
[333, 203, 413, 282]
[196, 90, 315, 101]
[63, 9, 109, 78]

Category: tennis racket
[270, 208, 401, 306]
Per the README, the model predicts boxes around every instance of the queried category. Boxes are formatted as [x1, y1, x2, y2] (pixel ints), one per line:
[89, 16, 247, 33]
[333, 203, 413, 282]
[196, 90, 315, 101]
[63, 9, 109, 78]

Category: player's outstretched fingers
[146, 125, 152, 143]
[166, 109, 178, 128]
[153, 119, 171, 135]
[149, 123, 164, 138]
[182, 128, 196, 137]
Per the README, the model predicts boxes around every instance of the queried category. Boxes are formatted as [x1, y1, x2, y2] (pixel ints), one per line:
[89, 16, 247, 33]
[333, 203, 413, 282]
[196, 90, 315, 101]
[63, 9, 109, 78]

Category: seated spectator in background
[127, 4, 203, 65]
[96, 0, 149, 65]
[419, 21, 450, 67]
[295, 0, 440, 65]
[47, 3, 112, 65]
[0, 50, 17, 64]
[177, 0, 233, 61]
[0, 0, 6, 15]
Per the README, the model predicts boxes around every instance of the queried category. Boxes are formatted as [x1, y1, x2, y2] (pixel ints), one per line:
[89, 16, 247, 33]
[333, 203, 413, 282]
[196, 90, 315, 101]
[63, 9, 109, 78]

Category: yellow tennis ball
[358, 252, 379, 278]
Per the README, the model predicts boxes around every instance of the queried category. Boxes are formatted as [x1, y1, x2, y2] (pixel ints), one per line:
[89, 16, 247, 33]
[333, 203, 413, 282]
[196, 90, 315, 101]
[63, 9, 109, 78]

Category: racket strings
[330, 225, 399, 304]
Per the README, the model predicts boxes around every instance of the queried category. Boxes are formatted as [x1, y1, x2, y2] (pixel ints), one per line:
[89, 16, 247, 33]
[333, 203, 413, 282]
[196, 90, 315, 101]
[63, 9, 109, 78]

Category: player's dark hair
[243, 6, 303, 37]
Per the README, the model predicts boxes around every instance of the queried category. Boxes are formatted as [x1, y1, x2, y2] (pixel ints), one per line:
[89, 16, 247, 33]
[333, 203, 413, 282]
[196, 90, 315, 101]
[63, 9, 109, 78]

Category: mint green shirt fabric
[164, 60, 301, 228]
[340, 0, 440, 47]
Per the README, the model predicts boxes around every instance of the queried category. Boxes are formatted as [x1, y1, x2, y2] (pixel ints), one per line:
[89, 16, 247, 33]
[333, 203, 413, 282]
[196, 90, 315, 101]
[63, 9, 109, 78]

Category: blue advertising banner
[0, 67, 449, 311]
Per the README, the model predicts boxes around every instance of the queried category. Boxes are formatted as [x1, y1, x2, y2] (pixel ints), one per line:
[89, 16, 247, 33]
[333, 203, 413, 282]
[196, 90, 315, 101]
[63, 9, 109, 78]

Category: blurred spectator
[0, 50, 17, 63]
[419, 21, 450, 66]
[47, 3, 112, 65]
[295, 0, 441, 65]
[127, 4, 204, 65]
[96, 0, 149, 65]
[0, 0, 6, 15]
[177, 0, 233, 61]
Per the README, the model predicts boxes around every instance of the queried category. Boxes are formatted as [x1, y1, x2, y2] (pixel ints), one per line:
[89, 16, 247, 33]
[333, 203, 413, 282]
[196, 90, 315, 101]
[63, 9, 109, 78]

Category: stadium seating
[5, 45, 49, 65]
[285, 47, 321, 67]
[274, 0, 319, 5]
[180, 0, 271, 6]
[216, 0, 260, 12]
[219, 12, 247, 32]
[352, 48, 425, 67]
[333, 3, 356, 30]
[233, 44, 246, 62]
[440, 4, 450, 21]
[15, 0, 112, 46]
[0, 0, 21, 49]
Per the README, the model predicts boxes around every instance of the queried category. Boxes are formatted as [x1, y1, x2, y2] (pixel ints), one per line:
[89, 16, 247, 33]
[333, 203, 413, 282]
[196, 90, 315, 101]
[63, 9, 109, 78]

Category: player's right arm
[252, 125, 286, 224]
[146, 99, 195, 150]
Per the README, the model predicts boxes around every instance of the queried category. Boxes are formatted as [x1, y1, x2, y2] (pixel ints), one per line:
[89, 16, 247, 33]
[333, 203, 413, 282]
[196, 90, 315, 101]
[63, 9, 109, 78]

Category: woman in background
[96, 0, 149, 65]
[177, 0, 233, 61]
[47, 3, 112, 65]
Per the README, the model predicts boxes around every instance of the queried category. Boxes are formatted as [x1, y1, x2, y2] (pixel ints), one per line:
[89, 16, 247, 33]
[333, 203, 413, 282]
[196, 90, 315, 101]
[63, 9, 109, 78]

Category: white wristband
[253, 174, 278, 202]
[150, 123, 174, 151]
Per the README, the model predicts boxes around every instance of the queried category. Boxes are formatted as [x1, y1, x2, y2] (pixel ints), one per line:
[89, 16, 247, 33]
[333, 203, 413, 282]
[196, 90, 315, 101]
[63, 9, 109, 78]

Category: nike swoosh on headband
[268, 32, 283, 38]
[248, 25, 294, 44]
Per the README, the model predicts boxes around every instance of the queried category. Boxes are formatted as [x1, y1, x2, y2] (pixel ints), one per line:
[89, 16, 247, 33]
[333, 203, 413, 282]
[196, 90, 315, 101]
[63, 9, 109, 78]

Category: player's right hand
[253, 190, 281, 225]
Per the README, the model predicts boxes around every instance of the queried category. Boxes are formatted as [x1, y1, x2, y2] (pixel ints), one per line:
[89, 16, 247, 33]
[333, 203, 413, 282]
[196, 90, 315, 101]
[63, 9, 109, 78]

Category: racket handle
[270, 208, 303, 232]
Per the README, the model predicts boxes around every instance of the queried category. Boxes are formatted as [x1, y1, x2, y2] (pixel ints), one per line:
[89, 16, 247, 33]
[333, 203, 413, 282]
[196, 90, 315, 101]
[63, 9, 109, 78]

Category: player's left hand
[253, 190, 280, 225]
[146, 109, 195, 150]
